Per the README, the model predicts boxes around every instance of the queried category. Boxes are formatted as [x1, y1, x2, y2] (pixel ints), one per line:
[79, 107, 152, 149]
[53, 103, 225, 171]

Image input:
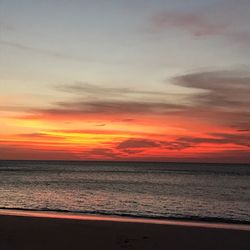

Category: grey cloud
[209, 133, 250, 147]
[151, 11, 228, 37]
[116, 138, 192, 152]
[161, 141, 192, 150]
[116, 132, 250, 154]
[150, 0, 250, 46]
[59, 100, 182, 114]
[55, 82, 187, 100]
[176, 132, 250, 148]
[28, 81, 189, 118]
[172, 70, 250, 126]
[175, 71, 250, 107]
[122, 149, 145, 155]
[0, 40, 92, 62]
[56, 71, 250, 116]
[31, 100, 183, 117]
[117, 138, 160, 149]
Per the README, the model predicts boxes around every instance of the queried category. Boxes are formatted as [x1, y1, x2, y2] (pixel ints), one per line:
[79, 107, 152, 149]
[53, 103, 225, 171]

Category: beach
[0, 210, 249, 250]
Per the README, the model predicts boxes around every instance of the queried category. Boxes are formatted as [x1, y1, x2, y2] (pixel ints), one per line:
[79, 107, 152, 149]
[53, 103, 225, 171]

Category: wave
[0, 206, 249, 225]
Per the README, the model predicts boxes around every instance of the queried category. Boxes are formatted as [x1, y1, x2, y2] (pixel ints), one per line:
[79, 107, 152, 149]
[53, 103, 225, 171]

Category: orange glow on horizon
[1, 117, 249, 162]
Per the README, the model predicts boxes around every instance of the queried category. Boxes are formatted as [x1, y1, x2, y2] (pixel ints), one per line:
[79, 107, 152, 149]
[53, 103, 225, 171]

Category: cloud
[56, 82, 186, 100]
[58, 100, 182, 114]
[172, 70, 250, 128]
[176, 132, 250, 148]
[150, 1, 250, 46]
[25, 100, 184, 121]
[122, 149, 145, 155]
[95, 123, 106, 127]
[151, 11, 228, 37]
[117, 138, 160, 149]
[116, 138, 191, 155]
[122, 118, 135, 122]
[0, 40, 91, 62]
[116, 138, 192, 153]
[85, 148, 116, 159]
[116, 132, 250, 155]
[174, 70, 250, 107]
[161, 141, 192, 150]
[237, 129, 250, 132]
[209, 132, 250, 147]
[11, 81, 188, 121]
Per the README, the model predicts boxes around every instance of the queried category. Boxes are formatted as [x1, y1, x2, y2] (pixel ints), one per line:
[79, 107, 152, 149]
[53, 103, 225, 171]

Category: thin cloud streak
[56, 82, 187, 99]
[0, 40, 92, 62]
[23, 100, 184, 120]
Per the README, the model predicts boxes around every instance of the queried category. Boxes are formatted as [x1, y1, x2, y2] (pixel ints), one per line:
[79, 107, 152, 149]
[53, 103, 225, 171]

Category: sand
[0, 210, 249, 250]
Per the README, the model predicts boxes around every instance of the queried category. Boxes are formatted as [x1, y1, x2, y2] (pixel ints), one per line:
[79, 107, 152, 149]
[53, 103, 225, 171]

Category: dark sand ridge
[0, 210, 249, 250]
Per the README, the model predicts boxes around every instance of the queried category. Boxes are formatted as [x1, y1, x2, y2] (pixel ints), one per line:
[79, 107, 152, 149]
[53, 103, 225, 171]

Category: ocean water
[0, 160, 249, 223]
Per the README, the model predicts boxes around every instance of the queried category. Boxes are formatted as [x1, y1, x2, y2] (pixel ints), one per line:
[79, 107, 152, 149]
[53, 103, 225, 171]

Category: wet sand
[0, 210, 249, 250]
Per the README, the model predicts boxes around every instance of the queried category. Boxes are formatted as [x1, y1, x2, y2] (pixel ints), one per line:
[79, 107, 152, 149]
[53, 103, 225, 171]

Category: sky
[0, 0, 250, 162]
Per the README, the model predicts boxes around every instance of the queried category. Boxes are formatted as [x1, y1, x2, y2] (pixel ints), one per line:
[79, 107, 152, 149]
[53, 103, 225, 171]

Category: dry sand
[0, 210, 249, 250]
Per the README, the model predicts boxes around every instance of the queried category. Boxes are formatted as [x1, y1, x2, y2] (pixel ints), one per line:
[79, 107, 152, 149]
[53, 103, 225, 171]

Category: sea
[0, 160, 249, 224]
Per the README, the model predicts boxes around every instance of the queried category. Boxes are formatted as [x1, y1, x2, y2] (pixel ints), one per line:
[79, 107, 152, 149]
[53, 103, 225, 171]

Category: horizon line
[0, 159, 250, 165]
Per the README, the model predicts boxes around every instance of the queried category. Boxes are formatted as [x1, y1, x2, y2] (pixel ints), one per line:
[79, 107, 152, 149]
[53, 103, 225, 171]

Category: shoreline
[0, 209, 250, 250]
[0, 208, 250, 231]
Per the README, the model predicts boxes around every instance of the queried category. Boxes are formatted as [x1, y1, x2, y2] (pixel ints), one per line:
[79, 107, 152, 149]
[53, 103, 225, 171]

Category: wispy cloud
[176, 132, 250, 148]
[56, 82, 186, 99]
[151, 11, 229, 37]
[116, 132, 250, 155]
[17, 99, 185, 128]
[150, 0, 250, 46]
[0, 40, 92, 62]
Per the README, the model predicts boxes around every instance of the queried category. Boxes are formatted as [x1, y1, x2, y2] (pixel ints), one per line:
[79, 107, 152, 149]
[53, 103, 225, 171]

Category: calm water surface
[0, 161, 249, 223]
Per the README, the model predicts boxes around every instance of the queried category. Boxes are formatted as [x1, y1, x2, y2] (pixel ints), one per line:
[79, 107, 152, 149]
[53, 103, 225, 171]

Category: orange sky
[1, 91, 250, 162]
[0, 1, 250, 162]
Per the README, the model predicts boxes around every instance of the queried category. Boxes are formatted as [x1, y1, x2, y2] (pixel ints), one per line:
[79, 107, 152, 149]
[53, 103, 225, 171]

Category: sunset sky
[0, 0, 250, 162]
